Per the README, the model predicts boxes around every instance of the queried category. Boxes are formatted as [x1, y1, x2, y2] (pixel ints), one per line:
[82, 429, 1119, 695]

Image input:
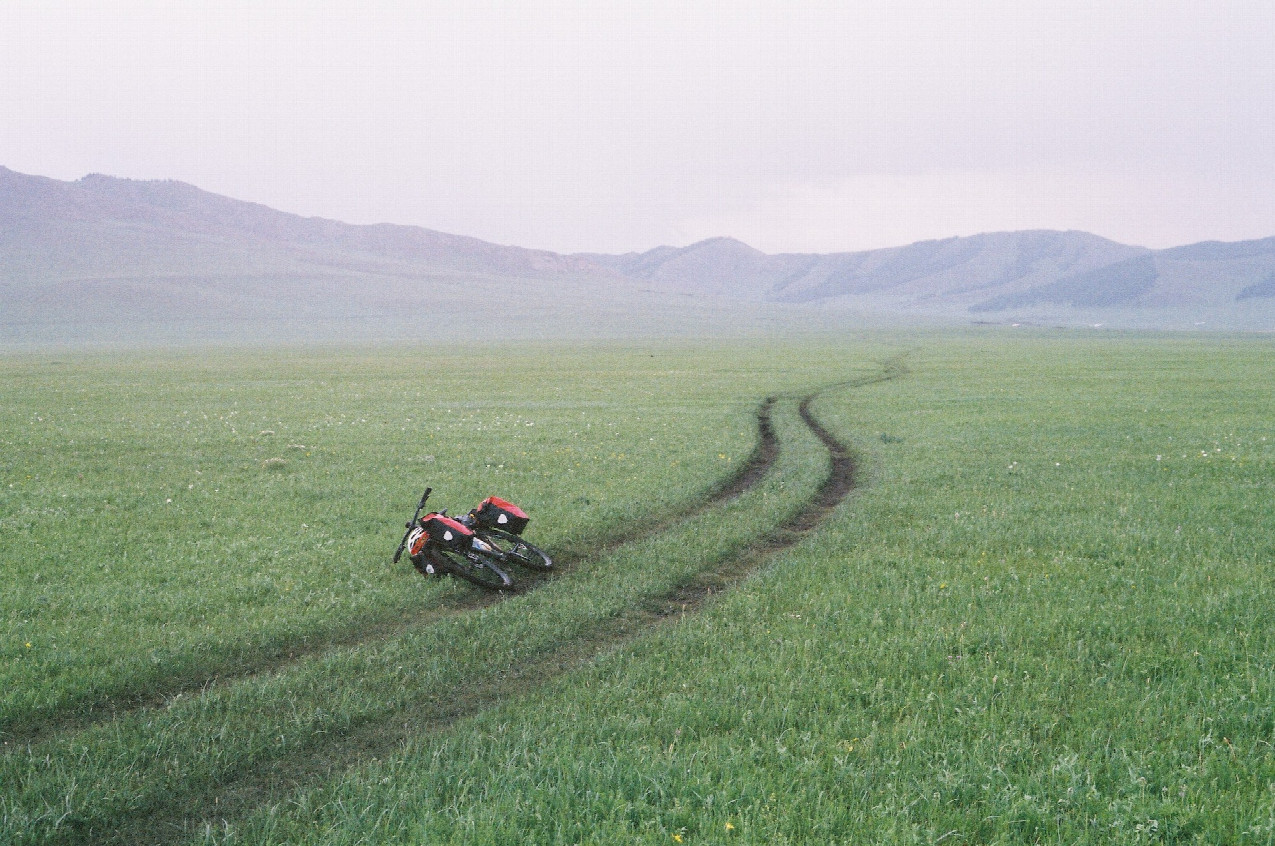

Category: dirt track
[35, 363, 906, 845]
[6, 400, 782, 752]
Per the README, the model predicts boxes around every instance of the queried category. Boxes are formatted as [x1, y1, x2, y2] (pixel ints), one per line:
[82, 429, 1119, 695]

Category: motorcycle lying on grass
[392, 488, 552, 591]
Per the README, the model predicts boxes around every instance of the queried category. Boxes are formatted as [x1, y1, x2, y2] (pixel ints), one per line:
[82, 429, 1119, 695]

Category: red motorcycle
[393, 488, 513, 590]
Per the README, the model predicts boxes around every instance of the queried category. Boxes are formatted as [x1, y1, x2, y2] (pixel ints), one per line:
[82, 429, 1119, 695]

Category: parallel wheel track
[5, 401, 782, 750]
[28, 361, 905, 845]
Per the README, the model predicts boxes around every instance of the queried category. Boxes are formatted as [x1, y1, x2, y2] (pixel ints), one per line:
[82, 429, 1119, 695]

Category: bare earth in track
[4, 400, 783, 751]
[38, 366, 903, 846]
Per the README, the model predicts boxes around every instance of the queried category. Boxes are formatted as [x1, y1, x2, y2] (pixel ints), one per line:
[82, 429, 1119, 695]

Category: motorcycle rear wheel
[425, 546, 514, 591]
[478, 528, 553, 572]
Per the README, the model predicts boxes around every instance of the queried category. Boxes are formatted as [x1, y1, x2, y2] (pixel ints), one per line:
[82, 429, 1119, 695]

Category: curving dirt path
[4, 399, 782, 751]
[32, 361, 907, 845]
[707, 396, 779, 504]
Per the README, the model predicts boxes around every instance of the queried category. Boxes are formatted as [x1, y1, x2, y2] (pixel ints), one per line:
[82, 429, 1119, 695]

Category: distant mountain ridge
[583, 230, 1151, 309]
[3, 166, 1274, 343]
[586, 230, 1275, 317]
[0, 166, 598, 283]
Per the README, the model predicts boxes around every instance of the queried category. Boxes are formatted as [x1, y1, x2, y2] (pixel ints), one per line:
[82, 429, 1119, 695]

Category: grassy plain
[2, 330, 1273, 844]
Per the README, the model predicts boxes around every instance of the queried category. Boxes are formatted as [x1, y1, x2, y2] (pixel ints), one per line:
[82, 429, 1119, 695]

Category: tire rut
[35, 363, 906, 845]
[3, 399, 781, 751]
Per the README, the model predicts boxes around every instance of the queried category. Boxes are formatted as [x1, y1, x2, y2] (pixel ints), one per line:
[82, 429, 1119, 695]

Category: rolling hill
[2, 166, 1274, 345]
[588, 230, 1275, 325]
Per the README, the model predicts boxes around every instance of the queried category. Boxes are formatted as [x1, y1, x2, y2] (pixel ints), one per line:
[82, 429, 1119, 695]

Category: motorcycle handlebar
[393, 486, 434, 563]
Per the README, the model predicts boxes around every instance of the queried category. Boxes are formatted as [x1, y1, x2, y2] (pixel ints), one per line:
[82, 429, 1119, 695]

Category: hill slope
[0, 167, 645, 344]
[3, 166, 1274, 343]
[586, 230, 1148, 306]
[0, 166, 598, 282]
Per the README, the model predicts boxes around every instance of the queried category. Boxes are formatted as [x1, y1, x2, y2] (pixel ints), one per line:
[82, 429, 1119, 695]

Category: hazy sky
[3, 1, 1274, 254]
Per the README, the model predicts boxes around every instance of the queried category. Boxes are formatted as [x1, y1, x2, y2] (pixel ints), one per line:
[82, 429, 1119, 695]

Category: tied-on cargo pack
[411, 513, 474, 556]
[474, 496, 529, 535]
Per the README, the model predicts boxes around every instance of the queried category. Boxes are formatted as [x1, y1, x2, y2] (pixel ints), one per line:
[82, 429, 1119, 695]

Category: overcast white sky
[3, 1, 1274, 254]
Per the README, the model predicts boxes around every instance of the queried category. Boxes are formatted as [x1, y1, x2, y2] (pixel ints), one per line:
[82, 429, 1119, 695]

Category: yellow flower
[25, 642, 32, 649]
[725, 821, 736, 832]
[673, 835, 684, 843]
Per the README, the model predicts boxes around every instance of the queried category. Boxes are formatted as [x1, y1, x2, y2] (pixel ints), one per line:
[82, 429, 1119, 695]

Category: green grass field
[2, 330, 1273, 844]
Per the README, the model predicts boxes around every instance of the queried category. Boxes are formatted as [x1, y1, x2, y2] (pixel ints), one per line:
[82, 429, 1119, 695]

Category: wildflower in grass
[673, 834, 684, 843]
[725, 821, 736, 832]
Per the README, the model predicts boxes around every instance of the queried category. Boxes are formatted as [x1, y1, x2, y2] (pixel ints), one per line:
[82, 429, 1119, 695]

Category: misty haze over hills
[2, 166, 1274, 346]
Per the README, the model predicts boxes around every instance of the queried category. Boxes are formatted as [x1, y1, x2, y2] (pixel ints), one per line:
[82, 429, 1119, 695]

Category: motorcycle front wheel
[478, 528, 553, 572]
